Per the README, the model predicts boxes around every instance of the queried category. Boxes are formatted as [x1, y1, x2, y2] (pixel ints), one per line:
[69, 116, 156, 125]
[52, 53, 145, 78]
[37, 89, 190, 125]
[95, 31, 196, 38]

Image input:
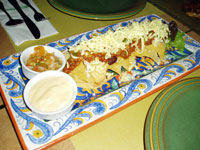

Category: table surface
[0, 1, 200, 150]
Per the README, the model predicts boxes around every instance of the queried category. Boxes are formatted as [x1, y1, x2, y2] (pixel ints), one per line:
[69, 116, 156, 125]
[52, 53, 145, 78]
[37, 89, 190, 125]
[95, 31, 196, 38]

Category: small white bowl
[23, 71, 77, 120]
[20, 45, 66, 79]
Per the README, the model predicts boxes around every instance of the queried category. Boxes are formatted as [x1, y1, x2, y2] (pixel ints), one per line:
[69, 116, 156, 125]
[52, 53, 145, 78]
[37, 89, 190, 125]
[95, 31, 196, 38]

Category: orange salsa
[26, 46, 62, 72]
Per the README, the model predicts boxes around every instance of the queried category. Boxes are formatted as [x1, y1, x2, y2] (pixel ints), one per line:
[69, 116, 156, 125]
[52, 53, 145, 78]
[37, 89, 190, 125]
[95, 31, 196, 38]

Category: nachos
[63, 19, 184, 88]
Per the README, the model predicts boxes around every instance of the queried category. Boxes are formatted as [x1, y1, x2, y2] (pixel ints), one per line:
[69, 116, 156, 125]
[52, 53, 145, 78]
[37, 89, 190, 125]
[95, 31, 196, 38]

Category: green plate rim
[47, 0, 146, 20]
[144, 77, 200, 150]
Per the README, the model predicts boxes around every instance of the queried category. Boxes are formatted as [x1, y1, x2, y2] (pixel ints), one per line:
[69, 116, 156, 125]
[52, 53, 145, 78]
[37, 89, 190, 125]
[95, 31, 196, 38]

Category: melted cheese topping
[84, 57, 108, 78]
[68, 19, 169, 58]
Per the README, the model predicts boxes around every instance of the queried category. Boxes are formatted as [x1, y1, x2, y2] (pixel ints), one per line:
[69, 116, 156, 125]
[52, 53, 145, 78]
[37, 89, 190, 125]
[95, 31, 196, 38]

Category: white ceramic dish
[20, 45, 66, 79]
[23, 71, 77, 120]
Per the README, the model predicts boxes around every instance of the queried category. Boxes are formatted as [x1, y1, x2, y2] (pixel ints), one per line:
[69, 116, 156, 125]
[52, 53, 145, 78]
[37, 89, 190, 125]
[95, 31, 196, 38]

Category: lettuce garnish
[166, 31, 185, 52]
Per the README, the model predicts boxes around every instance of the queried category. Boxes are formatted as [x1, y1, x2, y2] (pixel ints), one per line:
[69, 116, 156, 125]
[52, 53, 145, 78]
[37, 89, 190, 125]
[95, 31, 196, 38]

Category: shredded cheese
[66, 19, 170, 80]
[68, 19, 169, 58]
[83, 58, 107, 77]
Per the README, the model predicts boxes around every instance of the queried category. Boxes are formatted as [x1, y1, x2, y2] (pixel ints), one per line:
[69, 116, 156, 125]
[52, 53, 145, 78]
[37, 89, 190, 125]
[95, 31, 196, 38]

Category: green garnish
[107, 69, 119, 76]
[122, 38, 128, 42]
[166, 31, 185, 52]
[121, 66, 127, 72]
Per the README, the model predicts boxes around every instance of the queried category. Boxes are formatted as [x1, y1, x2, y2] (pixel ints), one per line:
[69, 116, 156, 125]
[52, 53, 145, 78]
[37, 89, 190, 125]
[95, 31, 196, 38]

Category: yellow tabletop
[0, 1, 199, 150]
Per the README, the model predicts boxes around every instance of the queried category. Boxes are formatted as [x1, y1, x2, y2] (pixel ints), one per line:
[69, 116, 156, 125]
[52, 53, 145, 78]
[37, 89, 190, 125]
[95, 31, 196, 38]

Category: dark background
[147, 0, 200, 35]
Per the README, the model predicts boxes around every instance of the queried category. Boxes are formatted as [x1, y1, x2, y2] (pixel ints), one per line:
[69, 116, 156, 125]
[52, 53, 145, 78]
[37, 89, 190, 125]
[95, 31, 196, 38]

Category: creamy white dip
[29, 76, 74, 112]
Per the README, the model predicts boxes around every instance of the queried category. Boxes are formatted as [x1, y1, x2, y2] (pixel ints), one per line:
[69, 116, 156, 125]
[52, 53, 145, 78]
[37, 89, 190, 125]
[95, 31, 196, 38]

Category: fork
[20, 0, 45, 21]
[0, 1, 23, 26]
[8, 0, 40, 39]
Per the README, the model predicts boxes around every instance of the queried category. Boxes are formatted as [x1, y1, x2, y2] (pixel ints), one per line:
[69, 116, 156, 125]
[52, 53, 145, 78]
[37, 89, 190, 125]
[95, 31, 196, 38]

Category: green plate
[47, 0, 146, 20]
[144, 77, 200, 150]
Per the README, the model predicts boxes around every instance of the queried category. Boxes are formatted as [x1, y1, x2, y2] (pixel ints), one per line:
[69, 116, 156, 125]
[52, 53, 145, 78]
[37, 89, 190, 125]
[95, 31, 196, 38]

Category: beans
[107, 56, 117, 65]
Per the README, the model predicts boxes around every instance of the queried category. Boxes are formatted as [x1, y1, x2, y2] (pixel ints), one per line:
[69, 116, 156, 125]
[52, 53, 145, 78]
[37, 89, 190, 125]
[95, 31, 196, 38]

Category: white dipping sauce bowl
[23, 71, 77, 120]
[20, 45, 66, 79]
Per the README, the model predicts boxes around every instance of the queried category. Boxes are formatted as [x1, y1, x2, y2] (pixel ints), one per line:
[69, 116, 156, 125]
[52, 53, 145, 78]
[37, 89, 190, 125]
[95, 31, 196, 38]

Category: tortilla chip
[68, 43, 165, 88]
[108, 53, 135, 75]
[90, 67, 107, 84]
[69, 62, 95, 87]
[134, 42, 165, 64]
[154, 42, 165, 61]
[69, 61, 108, 88]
